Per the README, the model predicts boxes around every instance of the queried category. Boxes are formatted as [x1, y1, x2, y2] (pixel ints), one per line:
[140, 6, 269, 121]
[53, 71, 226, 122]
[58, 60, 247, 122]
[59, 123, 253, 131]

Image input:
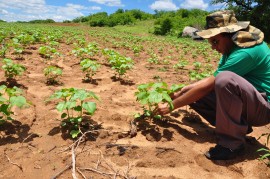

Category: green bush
[154, 18, 173, 35]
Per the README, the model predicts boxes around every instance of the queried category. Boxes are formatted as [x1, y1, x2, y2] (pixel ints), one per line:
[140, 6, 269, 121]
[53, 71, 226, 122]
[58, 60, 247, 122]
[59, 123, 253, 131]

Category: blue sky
[0, 0, 224, 22]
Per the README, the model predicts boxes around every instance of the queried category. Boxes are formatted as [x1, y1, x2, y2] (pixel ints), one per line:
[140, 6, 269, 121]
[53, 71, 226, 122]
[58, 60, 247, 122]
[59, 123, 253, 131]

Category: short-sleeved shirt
[213, 42, 270, 101]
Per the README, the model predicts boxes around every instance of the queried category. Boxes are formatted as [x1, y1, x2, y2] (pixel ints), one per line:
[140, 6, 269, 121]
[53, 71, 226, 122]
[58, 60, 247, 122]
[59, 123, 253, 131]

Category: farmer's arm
[172, 77, 214, 99]
[157, 76, 215, 115]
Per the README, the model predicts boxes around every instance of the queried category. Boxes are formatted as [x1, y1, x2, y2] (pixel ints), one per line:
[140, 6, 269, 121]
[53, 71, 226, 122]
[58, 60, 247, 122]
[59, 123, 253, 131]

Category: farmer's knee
[215, 71, 237, 91]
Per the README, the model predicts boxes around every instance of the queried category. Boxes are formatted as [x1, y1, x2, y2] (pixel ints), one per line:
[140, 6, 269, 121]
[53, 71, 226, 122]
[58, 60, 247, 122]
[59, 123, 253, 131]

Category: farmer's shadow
[134, 109, 216, 143]
[173, 109, 216, 143]
[0, 120, 37, 145]
[175, 109, 270, 164]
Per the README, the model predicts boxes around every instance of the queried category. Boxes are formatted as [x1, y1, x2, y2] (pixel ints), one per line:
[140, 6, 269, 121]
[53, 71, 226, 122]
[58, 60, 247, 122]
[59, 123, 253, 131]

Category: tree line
[66, 8, 208, 37]
[66, 0, 269, 42]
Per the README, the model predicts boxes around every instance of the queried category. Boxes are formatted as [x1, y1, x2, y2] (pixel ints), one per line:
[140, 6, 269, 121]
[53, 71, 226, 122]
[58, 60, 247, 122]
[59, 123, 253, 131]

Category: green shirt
[214, 42, 270, 101]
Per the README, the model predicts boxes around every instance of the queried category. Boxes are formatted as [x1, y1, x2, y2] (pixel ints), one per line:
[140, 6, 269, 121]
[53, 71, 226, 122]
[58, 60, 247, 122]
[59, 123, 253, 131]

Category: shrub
[154, 18, 173, 35]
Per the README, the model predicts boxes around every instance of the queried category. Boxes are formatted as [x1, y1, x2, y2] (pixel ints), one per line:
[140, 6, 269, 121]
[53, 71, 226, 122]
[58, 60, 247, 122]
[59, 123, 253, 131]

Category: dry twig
[96, 150, 102, 169]
[51, 165, 71, 179]
[21, 133, 36, 144]
[76, 167, 87, 179]
[79, 167, 115, 177]
[71, 145, 78, 179]
[5, 153, 23, 171]
[61, 130, 97, 153]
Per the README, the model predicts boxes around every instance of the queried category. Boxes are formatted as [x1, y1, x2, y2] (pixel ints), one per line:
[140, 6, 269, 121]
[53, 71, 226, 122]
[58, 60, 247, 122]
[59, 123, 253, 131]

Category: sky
[0, 0, 225, 22]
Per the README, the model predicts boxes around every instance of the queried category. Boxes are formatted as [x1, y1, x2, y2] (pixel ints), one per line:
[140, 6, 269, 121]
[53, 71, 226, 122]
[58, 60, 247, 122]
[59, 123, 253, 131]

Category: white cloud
[0, 0, 100, 22]
[0, 0, 46, 11]
[91, 6, 102, 10]
[88, 0, 124, 7]
[180, 0, 208, 10]
[150, 0, 178, 11]
[66, 3, 87, 10]
[0, 9, 8, 15]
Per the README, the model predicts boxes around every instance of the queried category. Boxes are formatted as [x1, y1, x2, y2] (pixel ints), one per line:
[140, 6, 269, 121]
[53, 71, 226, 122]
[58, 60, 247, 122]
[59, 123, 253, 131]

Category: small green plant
[148, 53, 160, 64]
[72, 43, 99, 60]
[173, 59, 188, 70]
[2, 58, 26, 81]
[257, 133, 270, 166]
[38, 45, 59, 59]
[193, 61, 202, 71]
[12, 38, 25, 59]
[103, 49, 134, 79]
[189, 70, 211, 81]
[132, 45, 143, 55]
[135, 82, 185, 120]
[43, 66, 63, 85]
[80, 59, 100, 82]
[148, 57, 159, 64]
[50, 88, 99, 138]
[110, 55, 133, 78]
[0, 85, 28, 124]
[0, 44, 9, 57]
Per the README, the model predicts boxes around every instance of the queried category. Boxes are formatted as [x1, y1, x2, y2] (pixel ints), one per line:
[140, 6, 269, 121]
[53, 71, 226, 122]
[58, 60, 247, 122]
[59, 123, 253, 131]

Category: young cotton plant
[135, 82, 185, 120]
[2, 58, 26, 81]
[72, 43, 99, 60]
[103, 49, 134, 79]
[0, 44, 9, 58]
[110, 55, 134, 79]
[50, 88, 99, 138]
[257, 133, 270, 166]
[0, 85, 28, 124]
[43, 66, 63, 85]
[80, 58, 100, 82]
[38, 45, 60, 59]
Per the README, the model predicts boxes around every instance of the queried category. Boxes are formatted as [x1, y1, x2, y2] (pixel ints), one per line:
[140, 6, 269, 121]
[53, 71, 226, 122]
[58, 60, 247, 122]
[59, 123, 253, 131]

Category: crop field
[0, 22, 269, 178]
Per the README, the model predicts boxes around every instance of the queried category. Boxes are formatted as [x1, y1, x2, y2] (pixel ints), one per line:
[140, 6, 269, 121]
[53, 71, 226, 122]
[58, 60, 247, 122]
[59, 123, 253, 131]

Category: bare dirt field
[0, 24, 269, 179]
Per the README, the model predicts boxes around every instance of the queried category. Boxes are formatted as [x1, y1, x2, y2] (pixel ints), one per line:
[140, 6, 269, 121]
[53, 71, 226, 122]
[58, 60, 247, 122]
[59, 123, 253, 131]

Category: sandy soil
[0, 25, 269, 179]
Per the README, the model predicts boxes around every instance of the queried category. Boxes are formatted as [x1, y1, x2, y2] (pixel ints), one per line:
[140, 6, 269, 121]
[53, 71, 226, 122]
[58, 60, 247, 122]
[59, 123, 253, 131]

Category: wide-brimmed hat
[196, 10, 264, 47]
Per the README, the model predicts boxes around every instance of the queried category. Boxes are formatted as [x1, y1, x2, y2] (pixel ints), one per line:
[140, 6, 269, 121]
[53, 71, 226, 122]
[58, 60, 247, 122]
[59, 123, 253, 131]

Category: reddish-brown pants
[190, 71, 270, 149]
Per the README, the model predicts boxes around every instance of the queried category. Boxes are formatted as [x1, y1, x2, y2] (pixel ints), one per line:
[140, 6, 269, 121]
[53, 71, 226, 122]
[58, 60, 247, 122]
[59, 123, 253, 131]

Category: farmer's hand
[155, 103, 171, 116]
[170, 85, 193, 100]
[179, 84, 194, 95]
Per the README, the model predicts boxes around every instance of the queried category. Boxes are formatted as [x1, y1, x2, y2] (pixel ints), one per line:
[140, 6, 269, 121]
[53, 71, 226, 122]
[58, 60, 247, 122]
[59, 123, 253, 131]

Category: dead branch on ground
[5, 153, 23, 171]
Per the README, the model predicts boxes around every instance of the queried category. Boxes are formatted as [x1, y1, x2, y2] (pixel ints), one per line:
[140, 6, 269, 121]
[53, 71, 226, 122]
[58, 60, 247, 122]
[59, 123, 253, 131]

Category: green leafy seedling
[80, 59, 100, 82]
[257, 133, 270, 166]
[43, 66, 62, 85]
[135, 82, 185, 120]
[2, 58, 26, 81]
[50, 88, 99, 138]
[0, 85, 28, 124]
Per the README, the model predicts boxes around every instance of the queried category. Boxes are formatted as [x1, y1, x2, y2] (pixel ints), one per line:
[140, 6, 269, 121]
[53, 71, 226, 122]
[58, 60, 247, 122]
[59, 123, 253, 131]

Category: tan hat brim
[196, 21, 250, 39]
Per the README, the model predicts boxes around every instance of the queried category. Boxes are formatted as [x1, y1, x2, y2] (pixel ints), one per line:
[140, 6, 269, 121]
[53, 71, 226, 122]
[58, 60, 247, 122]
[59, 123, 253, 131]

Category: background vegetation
[0, 0, 269, 42]
[68, 8, 208, 37]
